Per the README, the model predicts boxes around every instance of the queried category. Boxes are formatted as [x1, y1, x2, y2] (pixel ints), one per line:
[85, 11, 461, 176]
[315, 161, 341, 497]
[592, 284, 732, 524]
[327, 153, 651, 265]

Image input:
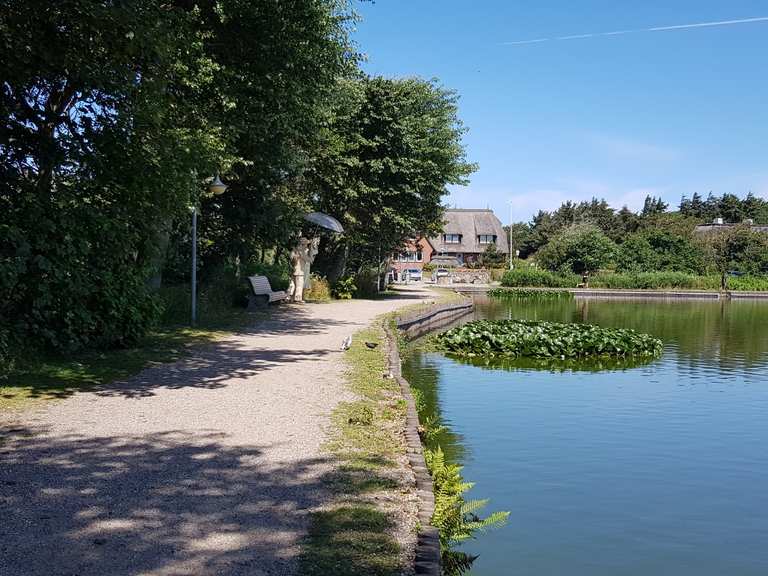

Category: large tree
[1, 0, 357, 351]
[311, 76, 475, 281]
[536, 224, 617, 275]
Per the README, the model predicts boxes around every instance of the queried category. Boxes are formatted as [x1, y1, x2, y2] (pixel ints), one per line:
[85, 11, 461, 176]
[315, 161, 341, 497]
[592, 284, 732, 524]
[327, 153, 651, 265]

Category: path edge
[384, 297, 475, 576]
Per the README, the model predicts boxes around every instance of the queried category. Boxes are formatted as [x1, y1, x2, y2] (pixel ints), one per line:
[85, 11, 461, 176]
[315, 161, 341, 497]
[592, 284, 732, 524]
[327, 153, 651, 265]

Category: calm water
[403, 297, 768, 576]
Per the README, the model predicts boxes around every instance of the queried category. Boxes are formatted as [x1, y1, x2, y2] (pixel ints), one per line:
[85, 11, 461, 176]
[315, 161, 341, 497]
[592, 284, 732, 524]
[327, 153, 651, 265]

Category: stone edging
[384, 322, 440, 576]
[384, 296, 477, 576]
[396, 301, 474, 337]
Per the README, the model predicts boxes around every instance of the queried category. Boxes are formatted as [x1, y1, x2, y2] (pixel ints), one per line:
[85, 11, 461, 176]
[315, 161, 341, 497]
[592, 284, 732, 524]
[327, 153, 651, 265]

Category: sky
[352, 1, 768, 224]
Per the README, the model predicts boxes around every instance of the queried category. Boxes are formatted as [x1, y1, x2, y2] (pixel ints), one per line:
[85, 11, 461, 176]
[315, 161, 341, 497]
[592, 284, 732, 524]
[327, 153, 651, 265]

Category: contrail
[501, 16, 768, 46]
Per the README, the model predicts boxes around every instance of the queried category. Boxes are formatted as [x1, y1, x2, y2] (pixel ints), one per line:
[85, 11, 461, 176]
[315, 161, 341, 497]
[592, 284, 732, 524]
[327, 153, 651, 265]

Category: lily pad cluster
[437, 320, 663, 360]
[487, 288, 573, 299]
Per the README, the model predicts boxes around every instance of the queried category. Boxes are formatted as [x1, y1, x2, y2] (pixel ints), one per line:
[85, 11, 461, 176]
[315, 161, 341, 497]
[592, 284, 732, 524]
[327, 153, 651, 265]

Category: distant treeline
[507, 193, 768, 284]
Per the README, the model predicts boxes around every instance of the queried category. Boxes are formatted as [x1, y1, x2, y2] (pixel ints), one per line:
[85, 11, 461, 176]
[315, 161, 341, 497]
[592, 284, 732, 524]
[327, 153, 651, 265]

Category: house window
[444, 234, 461, 244]
[478, 234, 496, 244]
[394, 251, 423, 262]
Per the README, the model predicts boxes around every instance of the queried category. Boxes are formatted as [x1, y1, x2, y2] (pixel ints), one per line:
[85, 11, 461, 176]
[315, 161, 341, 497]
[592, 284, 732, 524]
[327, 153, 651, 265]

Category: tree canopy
[1, 0, 475, 354]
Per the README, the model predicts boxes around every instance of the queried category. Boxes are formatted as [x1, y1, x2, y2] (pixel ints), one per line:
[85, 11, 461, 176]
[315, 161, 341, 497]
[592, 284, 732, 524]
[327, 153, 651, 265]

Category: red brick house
[390, 236, 435, 280]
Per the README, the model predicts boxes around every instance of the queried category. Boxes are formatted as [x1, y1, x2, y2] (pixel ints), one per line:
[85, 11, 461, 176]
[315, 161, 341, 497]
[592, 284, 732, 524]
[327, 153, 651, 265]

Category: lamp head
[209, 174, 228, 195]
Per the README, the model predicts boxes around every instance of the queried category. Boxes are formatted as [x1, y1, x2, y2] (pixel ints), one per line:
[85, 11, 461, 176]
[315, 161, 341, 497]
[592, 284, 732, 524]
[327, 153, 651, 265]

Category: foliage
[501, 268, 579, 288]
[425, 446, 509, 574]
[589, 272, 720, 290]
[616, 229, 705, 274]
[727, 275, 768, 291]
[536, 224, 617, 275]
[304, 274, 332, 302]
[1, 0, 357, 353]
[680, 191, 768, 224]
[311, 76, 476, 282]
[696, 224, 768, 289]
[487, 288, 573, 299]
[332, 276, 357, 299]
[480, 244, 507, 268]
[438, 320, 663, 360]
[512, 193, 767, 283]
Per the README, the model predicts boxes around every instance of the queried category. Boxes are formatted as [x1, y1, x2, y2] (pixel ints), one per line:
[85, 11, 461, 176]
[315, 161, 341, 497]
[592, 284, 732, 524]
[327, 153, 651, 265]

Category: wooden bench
[247, 275, 288, 308]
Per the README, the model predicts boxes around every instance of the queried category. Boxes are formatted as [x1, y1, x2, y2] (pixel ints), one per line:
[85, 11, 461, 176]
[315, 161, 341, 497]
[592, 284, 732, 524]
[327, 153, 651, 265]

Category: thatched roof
[430, 209, 509, 254]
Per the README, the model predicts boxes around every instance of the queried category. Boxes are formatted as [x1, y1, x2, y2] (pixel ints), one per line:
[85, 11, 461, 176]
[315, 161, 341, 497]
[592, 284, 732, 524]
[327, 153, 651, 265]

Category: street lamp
[191, 175, 228, 325]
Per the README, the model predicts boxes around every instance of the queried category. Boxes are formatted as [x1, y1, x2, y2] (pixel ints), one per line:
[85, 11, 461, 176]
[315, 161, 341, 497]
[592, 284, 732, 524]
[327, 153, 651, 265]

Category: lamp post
[191, 175, 228, 325]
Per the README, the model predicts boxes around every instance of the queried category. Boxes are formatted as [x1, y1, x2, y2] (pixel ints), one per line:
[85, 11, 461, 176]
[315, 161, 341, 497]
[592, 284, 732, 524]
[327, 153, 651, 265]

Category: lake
[403, 296, 768, 576]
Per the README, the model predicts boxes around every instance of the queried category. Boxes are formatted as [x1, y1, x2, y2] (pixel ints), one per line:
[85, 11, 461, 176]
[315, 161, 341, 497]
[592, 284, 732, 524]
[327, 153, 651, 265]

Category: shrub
[536, 224, 617, 274]
[589, 272, 719, 290]
[616, 230, 705, 274]
[728, 275, 768, 291]
[437, 319, 663, 359]
[244, 261, 291, 292]
[0, 328, 13, 380]
[501, 268, 578, 288]
[332, 276, 357, 299]
[487, 288, 573, 299]
[305, 275, 332, 301]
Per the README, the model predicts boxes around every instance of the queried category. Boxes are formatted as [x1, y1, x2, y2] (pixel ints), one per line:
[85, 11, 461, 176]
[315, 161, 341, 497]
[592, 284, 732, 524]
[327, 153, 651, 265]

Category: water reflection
[402, 296, 768, 576]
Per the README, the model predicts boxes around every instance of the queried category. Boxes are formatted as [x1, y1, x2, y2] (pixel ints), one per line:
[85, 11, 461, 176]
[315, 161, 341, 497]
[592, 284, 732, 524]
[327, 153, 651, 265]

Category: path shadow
[3, 288, 430, 404]
[0, 424, 405, 576]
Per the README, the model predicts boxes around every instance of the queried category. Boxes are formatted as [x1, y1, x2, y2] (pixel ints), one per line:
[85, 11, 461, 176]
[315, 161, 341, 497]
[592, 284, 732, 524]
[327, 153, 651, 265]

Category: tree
[536, 224, 617, 275]
[641, 195, 668, 217]
[1, 0, 358, 351]
[311, 76, 475, 282]
[480, 244, 507, 268]
[697, 225, 768, 289]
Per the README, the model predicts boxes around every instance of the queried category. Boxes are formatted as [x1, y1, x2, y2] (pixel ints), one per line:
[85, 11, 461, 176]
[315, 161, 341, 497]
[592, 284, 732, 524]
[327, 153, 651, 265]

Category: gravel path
[0, 287, 430, 576]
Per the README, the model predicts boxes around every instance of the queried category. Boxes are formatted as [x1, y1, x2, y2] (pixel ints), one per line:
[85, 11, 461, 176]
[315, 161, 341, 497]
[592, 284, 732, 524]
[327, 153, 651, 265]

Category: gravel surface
[0, 287, 430, 576]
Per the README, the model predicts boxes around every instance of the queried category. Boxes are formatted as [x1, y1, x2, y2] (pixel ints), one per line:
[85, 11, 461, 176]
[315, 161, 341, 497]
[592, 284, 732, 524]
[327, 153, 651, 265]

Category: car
[435, 268, 449, 277]
[404, 268, 423, 281]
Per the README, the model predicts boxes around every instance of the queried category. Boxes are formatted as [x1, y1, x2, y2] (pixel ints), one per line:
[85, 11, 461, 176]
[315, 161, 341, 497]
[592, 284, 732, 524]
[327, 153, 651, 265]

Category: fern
[424, 445, 510, 574]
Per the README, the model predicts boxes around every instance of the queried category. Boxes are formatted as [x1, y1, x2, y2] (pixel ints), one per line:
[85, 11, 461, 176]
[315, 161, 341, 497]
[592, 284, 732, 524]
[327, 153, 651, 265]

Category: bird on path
[340, 335, 352, 351]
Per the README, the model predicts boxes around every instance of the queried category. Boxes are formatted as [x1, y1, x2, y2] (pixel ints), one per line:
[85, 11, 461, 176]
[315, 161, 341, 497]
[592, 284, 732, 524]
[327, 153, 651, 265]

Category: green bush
[305, 274, 332, 301]
[501, 268, 578, 288]
[727, 275, 768, 291]
[589, 272, 719, 290]
[487, 288, 573, 299]
[438, 319, 663, 359]
[243, 261, 291, 292]
[0, 328, 13, 380]
[536, 224, 617, 274]
[353, 269, 380, 298]
[332, 276, 357, 299]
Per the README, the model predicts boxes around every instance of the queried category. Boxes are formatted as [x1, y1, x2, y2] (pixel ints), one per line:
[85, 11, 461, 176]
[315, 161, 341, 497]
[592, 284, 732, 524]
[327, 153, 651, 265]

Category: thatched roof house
[429, 208, 508, 266]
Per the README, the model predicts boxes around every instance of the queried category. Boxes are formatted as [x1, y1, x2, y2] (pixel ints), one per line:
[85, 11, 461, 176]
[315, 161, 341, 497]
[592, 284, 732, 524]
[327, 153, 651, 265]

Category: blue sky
[352, 1, 768, 224]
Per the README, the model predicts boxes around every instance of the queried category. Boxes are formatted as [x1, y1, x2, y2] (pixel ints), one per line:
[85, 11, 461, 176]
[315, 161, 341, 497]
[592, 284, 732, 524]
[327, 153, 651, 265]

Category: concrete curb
[384, 322, 441, 576]
[397, 301, 474, 338]
[384, 296, 477, 576]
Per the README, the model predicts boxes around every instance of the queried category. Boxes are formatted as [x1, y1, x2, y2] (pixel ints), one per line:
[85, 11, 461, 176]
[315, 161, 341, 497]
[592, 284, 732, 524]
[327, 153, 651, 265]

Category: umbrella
[303, 212, 344, 233]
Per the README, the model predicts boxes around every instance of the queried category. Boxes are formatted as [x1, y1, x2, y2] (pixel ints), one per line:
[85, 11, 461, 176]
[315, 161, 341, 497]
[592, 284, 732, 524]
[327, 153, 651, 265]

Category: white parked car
[404, 268, 423, 282]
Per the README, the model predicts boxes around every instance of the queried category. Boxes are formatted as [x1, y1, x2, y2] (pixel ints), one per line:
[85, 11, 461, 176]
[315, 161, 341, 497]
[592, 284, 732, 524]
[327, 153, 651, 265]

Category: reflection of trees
[475, 296, 768, 369]
[402, 350, 467, 463]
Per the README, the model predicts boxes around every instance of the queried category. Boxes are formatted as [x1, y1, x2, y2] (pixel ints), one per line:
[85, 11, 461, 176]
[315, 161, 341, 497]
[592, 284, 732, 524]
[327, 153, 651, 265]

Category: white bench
[247, 275, 288, 307]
